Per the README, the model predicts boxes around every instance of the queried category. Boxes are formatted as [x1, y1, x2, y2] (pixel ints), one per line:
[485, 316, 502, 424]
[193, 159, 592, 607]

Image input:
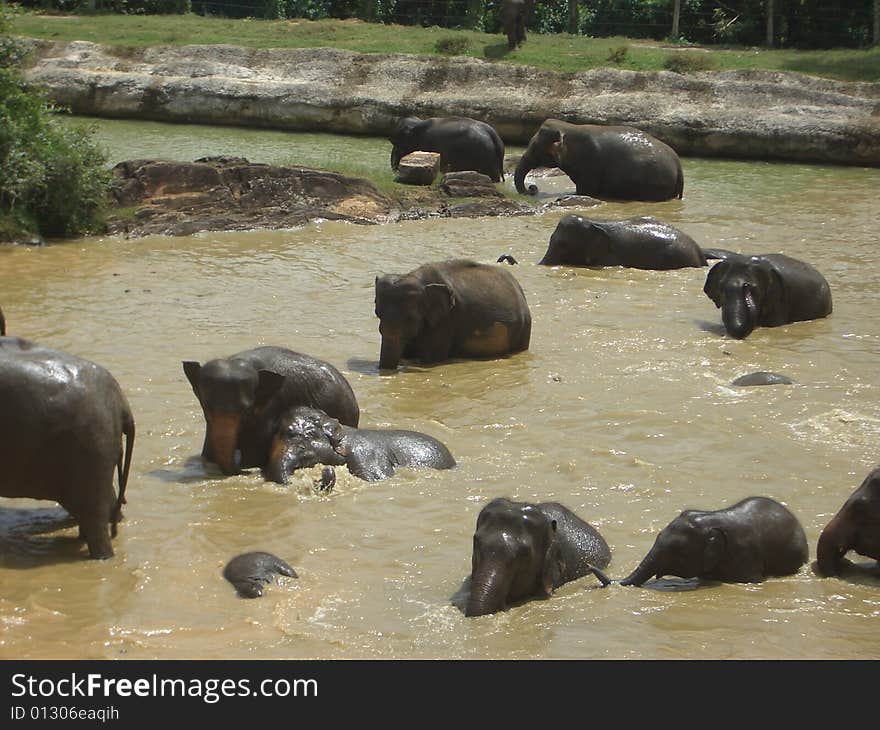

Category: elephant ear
[548, 131, 565, 164]
[423, 282, 455, 327]
[254, 370, 286, 409]
[587, 222, 614, 258]
[703, 260, 729, 308]
[541, 519, 565, 595]
[182, 361, 202, 397]
[321, 415, 348, 457]
[703, 527, 727, 573]
[752, 257, 785, 320]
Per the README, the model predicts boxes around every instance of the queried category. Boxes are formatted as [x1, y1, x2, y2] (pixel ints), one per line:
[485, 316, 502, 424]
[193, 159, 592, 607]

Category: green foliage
[663, 50, 714, 73]
[606, 44, 628, 64]
[0, 4, 111, 240]
[434, 34, 470, 54]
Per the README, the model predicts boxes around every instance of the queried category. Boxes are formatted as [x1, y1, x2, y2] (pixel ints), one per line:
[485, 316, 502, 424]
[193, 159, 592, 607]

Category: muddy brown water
[1, 119, 878, 659]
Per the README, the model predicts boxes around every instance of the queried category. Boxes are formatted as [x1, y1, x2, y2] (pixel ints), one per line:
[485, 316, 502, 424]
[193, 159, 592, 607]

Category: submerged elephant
[500, 0, 534, 49]
[515, 119, 684, 201]
[0, 337, 135, 559]
[703, 253, 832, 339]
[183, 346, 359, 476]
[375, 259, 531, 370]
[539, 214, 727, 270]
[816, 466, 880, 577]
[465, 497, 611, 617]
[620, 496, 808, 586]
[223, 551, 298, 598]
[389, 116, 505, 182]
[264, 406, 455, 483]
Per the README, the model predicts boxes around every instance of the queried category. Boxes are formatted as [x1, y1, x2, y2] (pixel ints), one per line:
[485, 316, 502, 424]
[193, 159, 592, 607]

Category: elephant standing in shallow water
[389, 116, 505, 182]
[703, 253, 832, 339]
[620, 496, 808, 586]
[264, 406, 456, 483]
[816, 466, 880, 577]
[374, 259, 531, 371]
[183, 346, 359, 475]
[464, 497, 611, 617]
[0, 337, 135, 559]
[515, 119, 684, 201]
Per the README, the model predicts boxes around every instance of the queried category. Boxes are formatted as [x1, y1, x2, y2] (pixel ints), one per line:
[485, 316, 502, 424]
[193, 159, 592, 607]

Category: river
[0, 118, 878, 659]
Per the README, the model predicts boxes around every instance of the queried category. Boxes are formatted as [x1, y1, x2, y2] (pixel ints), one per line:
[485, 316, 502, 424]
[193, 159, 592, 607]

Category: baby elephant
[816, 466, 880, 577]
[465, 497, 611, 617]
[264, 406, 456, 483]
[539, 214, 719, 270]
[223, 551, 298, 598]
[620, 496, 808, 586]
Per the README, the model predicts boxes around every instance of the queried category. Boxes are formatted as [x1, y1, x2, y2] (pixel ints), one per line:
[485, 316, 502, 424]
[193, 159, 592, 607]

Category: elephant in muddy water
[816, 466, 880, 577]
[374, 259, 531, 370]
[0, 336, 135, 559]
[183, 346, 359, 476]
[223, 551, 298, 598]
[464, 497, 611, 617]
[703, 253, 832, 339]
[264, 405, 456, 483]
[538, 214, 728, 270]
[389, 116, 505, 182]
[620, 496, 808, 587]
[515, 119, 684, 201]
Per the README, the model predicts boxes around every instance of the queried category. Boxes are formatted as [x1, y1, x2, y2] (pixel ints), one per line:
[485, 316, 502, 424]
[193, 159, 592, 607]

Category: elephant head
[264, 406, 347, 485]
[620, 512, 727, 586]
[465, 497, 564, 617]
[817, 467, 880, 577]
[374, 271, 454, 370]
[538, 214, 608, 266]
[514, 121, 566, 195]
[389, 117, 424, 170]
[182, 358, 286, 475]
[703, 255, 782, 339]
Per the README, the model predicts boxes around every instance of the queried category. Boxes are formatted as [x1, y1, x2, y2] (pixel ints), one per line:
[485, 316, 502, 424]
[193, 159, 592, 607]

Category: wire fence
[13, 0, 880, 48]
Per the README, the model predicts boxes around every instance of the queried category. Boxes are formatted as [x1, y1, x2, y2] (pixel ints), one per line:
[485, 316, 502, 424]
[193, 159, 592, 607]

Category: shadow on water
[0, 506, 88, 567]
[695, 319, 728, 336]
[627, 577, 714, 592]
[145, 455, 237, 485]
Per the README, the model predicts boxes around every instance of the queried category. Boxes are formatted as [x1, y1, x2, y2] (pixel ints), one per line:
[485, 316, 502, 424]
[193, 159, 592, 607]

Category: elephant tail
[675, 165, 684, 199]
[490, 127, 506, 182]
[112, 405, 136, 537]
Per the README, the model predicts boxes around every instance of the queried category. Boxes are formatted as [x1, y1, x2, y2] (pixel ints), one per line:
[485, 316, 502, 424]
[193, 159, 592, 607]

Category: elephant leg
[75, 511, 114, 559]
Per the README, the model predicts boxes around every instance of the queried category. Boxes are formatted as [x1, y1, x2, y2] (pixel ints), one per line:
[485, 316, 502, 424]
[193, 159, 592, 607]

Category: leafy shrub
[663, 51, 714, 74]
[434, 35, 470, 55]
[606, 45, 628, 64]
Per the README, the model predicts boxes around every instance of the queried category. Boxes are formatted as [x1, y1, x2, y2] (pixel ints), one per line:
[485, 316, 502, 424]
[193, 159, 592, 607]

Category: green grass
[10, 12, 880, 82]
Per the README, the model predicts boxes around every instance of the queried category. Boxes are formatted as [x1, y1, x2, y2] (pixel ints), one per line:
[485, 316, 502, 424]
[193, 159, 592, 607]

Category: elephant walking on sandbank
[0, 337, 135, 559]
[515, 119, 684, 201]
[464, 497, 611, 617]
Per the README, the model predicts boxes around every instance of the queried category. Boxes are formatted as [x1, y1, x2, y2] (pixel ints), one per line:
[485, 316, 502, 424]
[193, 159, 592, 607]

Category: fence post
[874, 0, 879, 46]
[765, 0, 775, 47]
[671, 0, 680, 39]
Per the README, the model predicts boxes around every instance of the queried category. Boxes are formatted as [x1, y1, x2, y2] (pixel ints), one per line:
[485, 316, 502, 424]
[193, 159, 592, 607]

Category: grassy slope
[11, 13, 880, 82]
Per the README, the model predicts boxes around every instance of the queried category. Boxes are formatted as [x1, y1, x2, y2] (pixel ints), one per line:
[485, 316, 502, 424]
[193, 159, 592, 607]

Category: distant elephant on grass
[389, 116, 505, 182]
[703, 253, 832, 339]
[465, 497, 611, 617]
[183, 346, 359, 476]
[375, 259, 532, 370]
[515, 119, 684, 201]
[264, 406, 456, 483]
[816, 466, 880, 577]
[0, 337, 135, 559]
[500, 0, 535, 49]
[539, 214, 730, 270]
[620, 496, 808, 586]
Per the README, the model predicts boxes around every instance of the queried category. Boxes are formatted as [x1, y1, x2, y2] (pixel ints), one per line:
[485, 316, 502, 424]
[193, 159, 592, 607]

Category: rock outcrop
[20, 40, 880, 167]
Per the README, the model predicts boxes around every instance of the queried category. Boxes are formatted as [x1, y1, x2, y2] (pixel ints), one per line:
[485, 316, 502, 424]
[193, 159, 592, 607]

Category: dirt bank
[20, 39, 880, 167]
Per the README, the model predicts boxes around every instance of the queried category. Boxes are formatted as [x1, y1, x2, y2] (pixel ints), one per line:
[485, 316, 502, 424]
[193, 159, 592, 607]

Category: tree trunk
[765, 0, 775, 47]
[568, 0, 579, 35]
[671, 0, 681, 39]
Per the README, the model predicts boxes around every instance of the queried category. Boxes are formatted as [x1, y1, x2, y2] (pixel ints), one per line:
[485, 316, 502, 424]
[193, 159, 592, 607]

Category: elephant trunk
[514, 151, 540, 196]
[264, 436, 294, 485]
[206, 412, 243, 475]
[816, 512, 852, 576]
[465, 563, 512, 617]
[620, 549, 659, 587]
[723, 290, 759, 339]
[379, 331, 404, 371]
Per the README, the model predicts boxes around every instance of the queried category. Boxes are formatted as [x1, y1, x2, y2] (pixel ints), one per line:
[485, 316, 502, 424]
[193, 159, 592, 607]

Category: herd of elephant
[0, 113, 875, 622]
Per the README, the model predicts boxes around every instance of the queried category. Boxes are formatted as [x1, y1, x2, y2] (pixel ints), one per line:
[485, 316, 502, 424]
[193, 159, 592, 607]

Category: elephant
[465, 497, 612, 617]
[375, 259, 532, 370]
[0, 305, 5, 335]
[514, 119, 684, 201]
[731, 371, 793, 387]
[703, 253, 832, 340]
[816, 466, 880, 577]
[223, 551, 297, 598]
[389, 116, 505, 182]
[182, 346, 359, 476]
[0, 336, 135, 559]
[500, 0, 534, 49]
[264, 406, 456, 483]
[620, 496, 808, 587]
[538, 214, 729, 270]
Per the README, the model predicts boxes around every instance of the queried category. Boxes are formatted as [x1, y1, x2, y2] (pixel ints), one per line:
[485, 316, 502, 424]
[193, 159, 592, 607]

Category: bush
[434, 35, 470, 55]
[606, 45, 628, 64]
[0, 6, 111, 240]
[663, 51, 714, 73]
